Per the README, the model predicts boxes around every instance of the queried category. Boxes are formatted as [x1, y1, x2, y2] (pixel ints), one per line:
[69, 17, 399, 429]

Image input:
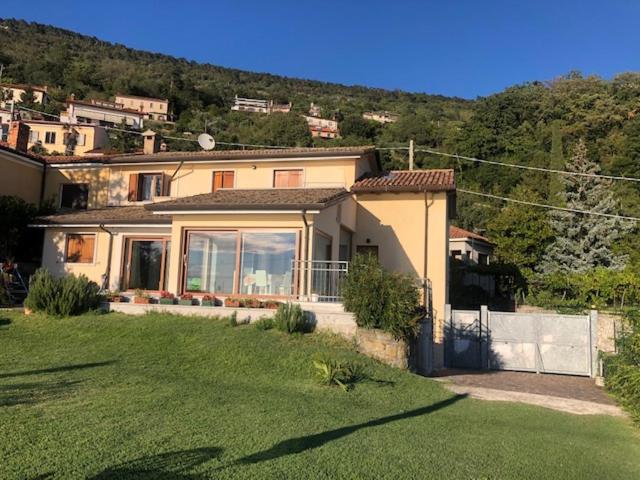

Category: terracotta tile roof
[147, 188, 350, 212]
[352, 169, 455, 193]
[449, 225, 492, 243]
[40, 146, 375, 165]
[35, 206, 170, 226]
[0, 142, 45, 164]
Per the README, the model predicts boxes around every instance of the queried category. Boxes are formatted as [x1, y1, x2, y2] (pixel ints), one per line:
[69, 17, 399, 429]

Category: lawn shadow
[231, 394, 467, 467]
[0, 360, 116, 379]
[0, 318, 11, 327]
[0, 379, 83, 407]
[88, 447, 223, 479]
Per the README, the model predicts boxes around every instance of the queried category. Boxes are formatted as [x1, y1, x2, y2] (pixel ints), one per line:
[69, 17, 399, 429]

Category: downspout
[301, 210, 310, 300]
[38, 162, 47, 207]
[99, 224, 114, 291]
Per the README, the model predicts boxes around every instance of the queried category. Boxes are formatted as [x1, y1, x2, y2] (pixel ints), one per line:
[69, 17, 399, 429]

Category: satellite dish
[198, 133, 216, 151]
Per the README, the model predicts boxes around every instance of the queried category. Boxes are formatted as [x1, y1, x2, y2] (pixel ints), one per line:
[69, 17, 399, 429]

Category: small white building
[362, 111, 399, 124]
[449, 225, 494, 265]
[114, 94, 170, 122]
[231, 95, 291, 114]
[61, 97, 145, 129]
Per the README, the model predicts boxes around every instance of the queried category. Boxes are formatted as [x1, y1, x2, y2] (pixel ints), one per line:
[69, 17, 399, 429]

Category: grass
[0, 310, 639, 479]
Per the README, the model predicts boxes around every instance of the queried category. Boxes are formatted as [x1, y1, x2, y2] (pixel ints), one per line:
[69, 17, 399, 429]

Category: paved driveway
[432, 369, 623, 416]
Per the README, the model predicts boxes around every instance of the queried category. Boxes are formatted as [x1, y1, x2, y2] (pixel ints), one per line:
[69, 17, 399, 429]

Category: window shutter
[223, 171, 235, 188]
[213, 171, 223, 192]
[162, 173, 171, 196]
[128, 173, 139, 201]
[289, 170, 303, 188]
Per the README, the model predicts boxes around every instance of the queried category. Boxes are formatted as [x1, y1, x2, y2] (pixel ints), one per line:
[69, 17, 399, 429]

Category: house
[308, 102, 322, 118]
[23, 120, 109, 156]
[60, 97, 145, 129]
[26, 140, 455, 366]
[449, 225, 494, 265]
[362, 111, 399, 124]
[303, 115, 340, 139]
[0, 126, 46, 205]
[114, 94, 170, 122]
[231, 95, 292, 114]
[0, 83, 49, 108]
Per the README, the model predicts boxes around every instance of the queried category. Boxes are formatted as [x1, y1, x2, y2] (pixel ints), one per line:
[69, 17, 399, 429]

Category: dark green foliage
[0, 196, 41, 262]
[0, 281, 10, 305]
[313, 357, 364, 391]
[273, 302, 305, 334]
[605, 310, 640, 422]
[342, 254, 423, 340]
[254, 317, 275, 331]
[24, 268, 101, 316]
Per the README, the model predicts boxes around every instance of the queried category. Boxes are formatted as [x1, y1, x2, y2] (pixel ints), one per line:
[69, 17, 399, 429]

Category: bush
[313, 358, 363, 391]
[0, 281, 10, 305]
[342, 254, 423, 340]
[254, 317, 275, 331]
[24, 268, 102, 316]
[604, 309, 640, 422]
[274, 302, 306, 333]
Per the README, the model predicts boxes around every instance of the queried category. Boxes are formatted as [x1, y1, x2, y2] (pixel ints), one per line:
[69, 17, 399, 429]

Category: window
[185, 232, 237, 294]
[339, 228, 353, 262]
[44, 131, 56, 144]
[65, 234, 95, 263]
[273, 169, 303, 188]
[478, 253, 489, 266]
[28, 131, 39, 143]
[60, 184, 89, 210]
[240, 232, 296, 296]
[128, 173, 165, 201]
[212, 171, 235, 192]
[123, 238, 170, 291]
[183, 230, 298, 296]
[451, 250, 463, 260]
[314, 232, 332, 261]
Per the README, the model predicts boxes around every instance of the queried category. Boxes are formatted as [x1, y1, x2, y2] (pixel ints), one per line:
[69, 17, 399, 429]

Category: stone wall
[355, 327, 409, 369]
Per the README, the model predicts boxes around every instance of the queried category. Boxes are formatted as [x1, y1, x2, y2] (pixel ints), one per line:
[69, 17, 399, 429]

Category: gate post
[444, 304, 452, 368]
[589, 310, 598, 378]
[480, 305, 489, 369]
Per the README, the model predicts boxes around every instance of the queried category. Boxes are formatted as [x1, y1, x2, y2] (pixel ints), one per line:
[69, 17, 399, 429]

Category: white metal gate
[445, 305, 598, 377]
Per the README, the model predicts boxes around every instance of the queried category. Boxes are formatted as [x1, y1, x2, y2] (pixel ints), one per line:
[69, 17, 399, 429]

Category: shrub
[604, 309, 640, 422]
[24, 268, 101, 316]
[254, 317, 275, 331]
[274, 302, 306, 333]
[342, 254, 423, 340]
[313, 358, 363, 391]
[228, 311, 238, 327]
[0, 281, 10, 305]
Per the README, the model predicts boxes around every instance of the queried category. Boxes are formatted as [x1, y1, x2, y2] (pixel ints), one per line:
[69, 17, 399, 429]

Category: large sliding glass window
[185, 232, 238, 293]
[123, 238, 170, 291]
[240, 232, 297, 296]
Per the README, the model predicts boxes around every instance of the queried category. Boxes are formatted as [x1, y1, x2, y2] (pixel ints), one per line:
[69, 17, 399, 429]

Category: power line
[458, 188, 640, 222]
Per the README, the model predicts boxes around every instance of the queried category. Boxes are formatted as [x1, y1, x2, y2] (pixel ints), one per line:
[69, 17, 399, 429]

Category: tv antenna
[197, 133, 216, 151]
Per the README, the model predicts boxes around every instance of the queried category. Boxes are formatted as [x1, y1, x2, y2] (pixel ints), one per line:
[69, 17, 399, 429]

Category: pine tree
[540, 139, 630, 274]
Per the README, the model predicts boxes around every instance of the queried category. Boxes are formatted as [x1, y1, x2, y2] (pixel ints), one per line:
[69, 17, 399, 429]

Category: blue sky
[7, 0, 640, 99]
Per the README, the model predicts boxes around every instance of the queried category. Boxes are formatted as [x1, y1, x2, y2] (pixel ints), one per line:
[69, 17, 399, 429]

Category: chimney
[8, 121, 30, 152]
[142, 129, 161, 155]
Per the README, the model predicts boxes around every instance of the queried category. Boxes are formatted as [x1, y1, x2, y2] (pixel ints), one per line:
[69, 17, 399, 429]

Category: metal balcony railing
[293, 260, 349, 303]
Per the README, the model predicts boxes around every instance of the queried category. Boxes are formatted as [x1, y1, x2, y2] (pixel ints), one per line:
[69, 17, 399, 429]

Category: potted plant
[133, 289, 151, 304]
[242, 297, 261, 308]
[201, 294, 216, 307]
[159, 291, 175, 305]
[263, 300, 280, 309]
[179, 292, 195, 306]
[224, 297, 241, 308]
[105, 290, 124, 302]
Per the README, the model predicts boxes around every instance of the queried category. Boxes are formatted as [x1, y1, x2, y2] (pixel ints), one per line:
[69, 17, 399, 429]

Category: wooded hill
[3, 18, 640, 295]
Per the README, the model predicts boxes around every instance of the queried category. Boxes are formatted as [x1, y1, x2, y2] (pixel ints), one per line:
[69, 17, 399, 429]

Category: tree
[18, 87, 37, 109]
[540, 140, 631, 274]
[486, 185, 553, 276]
[548, 121, 565, 205]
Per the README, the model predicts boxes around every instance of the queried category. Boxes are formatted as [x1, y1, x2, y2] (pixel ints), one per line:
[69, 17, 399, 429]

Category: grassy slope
[0, 311, 639, 479]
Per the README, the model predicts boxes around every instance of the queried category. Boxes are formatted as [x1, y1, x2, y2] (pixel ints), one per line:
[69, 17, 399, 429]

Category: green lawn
[1, 311, 639, 479]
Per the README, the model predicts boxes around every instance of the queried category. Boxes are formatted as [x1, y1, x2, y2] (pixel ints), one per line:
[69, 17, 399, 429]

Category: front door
[123, 238, 170, 291]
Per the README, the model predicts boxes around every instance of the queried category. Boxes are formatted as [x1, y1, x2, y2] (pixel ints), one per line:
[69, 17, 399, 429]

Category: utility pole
[409, 139, 415, 170]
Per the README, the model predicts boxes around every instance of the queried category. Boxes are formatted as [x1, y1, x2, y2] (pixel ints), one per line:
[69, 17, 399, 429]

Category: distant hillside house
[303, 115, 340, 139]
[60, 96, 145, 129]
[231, 95, 291, 114]
[362, 111, 399, 124]
[449, 225, 494, 265]
[0, 108, 11, 141]
[114, 94, 170, 122]
[0, 83, 50, 109]
[308, 102, 322, 117]
[23, 120, 109, 156]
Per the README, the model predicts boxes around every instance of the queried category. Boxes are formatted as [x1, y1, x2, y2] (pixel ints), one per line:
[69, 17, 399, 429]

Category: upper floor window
[28, 131, 39, 143]
[60, 183, 89, 210]
[128, 173, 167, 201]
[65, 234, 95, 263]
[44, 131, 56, 144]
[212, 171, 235, 192]
[273, 169, 303, 188]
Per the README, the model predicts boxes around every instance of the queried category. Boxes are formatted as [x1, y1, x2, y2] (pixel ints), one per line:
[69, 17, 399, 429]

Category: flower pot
[264, 301, 280, 309]
[224, 298, 241, 308]
[159, 298, 175, 305]
[179, 299, 195, 306]
[201, 300, 215, 307]
[109, 296, 123, 303]
[134, 297, 150, 305]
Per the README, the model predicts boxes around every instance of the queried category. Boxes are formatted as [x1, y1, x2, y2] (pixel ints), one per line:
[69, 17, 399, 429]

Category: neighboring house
[60, 97, 145, 129]
[231, 96, 291, 114]
[0, 108, 11, 141]
[0, 126, 45, 205]
[0, 83, 49, 108]
[308, 102, 322, 117]
[114, 94, 170, 122]
[24, 120, 109, 156]
[449, 225, 494, 265]
[28, 142, 455, 366]
[303, 115, 340, 139]
[362, 111, 399, 124]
